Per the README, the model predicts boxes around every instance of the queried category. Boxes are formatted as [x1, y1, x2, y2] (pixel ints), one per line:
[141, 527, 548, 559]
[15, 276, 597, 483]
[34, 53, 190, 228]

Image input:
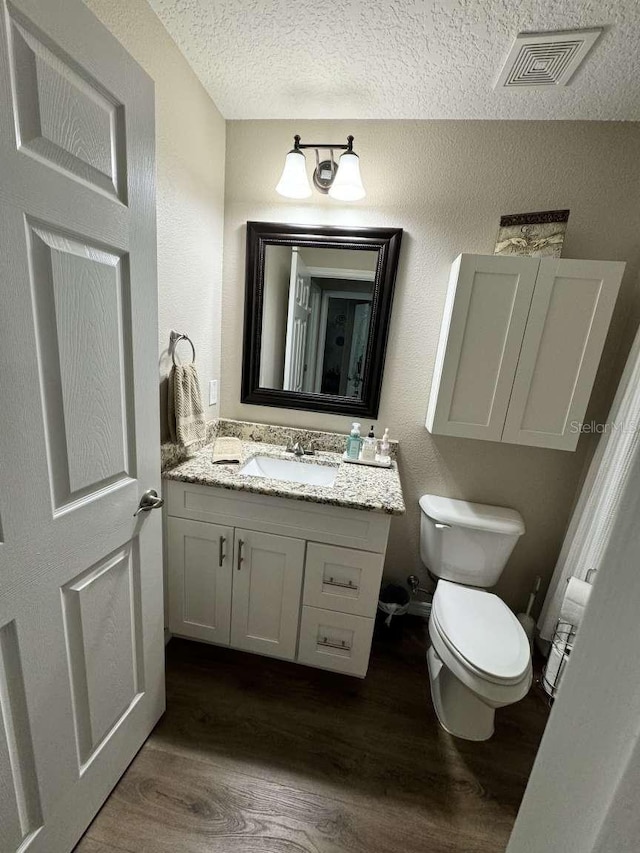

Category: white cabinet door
[503, 259, 625, 450]
[168, 518, 233, 645]
[426, 254, 539, 440]
[231, 530, 305, 660]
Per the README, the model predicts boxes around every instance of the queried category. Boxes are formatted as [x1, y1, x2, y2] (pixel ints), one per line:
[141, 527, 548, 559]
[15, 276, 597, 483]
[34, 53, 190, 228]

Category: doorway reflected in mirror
[260, 245, 377, 399]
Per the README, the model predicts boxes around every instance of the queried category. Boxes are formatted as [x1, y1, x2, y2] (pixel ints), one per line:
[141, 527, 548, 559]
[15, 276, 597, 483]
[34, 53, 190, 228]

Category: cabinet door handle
[317, 636, 352, 652]
[237, 538, 244, 570]
[325, 577, 359, 591]
[218, 535, 226, 567]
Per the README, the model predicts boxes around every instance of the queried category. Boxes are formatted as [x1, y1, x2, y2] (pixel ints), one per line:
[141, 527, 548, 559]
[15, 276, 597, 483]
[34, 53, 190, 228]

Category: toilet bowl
[428, 580, 532, 740]
[419, 494, 530, 741]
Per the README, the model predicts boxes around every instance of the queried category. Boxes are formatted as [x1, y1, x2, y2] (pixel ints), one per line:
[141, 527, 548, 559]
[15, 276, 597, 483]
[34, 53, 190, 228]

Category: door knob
[134, 489, 164, 516]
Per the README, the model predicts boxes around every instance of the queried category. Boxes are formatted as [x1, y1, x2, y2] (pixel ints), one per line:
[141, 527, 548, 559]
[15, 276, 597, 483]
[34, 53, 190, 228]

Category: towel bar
[169, 330, 196, 366]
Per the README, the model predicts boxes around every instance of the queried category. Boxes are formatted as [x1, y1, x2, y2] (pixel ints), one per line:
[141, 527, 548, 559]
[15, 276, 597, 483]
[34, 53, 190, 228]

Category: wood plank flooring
[75, 619, 549, 853]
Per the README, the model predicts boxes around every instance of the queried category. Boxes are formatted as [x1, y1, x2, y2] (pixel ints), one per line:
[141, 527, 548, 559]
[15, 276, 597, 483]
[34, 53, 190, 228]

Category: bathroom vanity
[163, 428, 404, 678]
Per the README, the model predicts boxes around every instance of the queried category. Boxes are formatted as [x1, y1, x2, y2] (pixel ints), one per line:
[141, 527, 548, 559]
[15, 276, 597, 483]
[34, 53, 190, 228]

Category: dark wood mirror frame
[241, 221, 403, 418]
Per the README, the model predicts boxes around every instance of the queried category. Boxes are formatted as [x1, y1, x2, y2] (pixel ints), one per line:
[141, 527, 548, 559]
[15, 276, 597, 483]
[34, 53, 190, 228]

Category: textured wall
[84, 0, 226, 439]
[222, 120, 640, 611]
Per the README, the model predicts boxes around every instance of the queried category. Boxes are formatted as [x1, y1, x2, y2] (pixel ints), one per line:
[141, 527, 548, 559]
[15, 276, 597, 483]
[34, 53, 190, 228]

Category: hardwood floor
[75, 619, 549, 853]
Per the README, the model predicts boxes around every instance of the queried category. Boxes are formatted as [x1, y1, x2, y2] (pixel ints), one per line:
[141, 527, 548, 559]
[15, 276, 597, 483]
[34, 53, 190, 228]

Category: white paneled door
[0, 2, 164, 852]
[283, 248, 311, 392]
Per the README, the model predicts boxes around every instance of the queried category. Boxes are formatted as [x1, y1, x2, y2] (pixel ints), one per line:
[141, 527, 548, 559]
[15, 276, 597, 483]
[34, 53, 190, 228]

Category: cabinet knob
[219, 536, 226, 567]
[237, 538, 244, 570]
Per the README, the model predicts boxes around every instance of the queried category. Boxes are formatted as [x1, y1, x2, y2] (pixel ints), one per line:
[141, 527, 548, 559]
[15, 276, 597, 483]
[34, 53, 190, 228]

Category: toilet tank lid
[419, 494, 525, 536]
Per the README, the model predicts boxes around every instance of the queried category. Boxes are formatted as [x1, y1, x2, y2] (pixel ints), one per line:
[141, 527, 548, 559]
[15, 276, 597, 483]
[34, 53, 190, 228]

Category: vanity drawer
[165, 480, 391, 553]
[303, 543, 384, 617]
[297, 606, 375, 678]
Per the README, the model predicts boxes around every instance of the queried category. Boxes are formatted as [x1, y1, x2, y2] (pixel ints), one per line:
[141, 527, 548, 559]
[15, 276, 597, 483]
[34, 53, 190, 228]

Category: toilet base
[427, 645, 495, 741]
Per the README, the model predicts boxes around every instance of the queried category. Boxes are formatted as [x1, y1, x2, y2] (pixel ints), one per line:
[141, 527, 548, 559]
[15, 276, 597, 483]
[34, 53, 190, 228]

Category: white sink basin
[240, 455, 337, 487]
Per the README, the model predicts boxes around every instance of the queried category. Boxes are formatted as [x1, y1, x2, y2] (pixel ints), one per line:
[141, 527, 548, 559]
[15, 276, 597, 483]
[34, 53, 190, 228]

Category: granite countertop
[162, 440, 405, 516]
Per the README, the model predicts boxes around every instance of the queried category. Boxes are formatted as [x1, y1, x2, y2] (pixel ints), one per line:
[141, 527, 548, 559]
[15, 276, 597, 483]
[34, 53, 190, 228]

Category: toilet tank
[419, 494, 525, 588]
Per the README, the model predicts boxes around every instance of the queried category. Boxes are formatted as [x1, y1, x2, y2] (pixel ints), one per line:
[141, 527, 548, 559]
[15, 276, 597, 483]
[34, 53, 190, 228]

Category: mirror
[242, 222, 403, 417]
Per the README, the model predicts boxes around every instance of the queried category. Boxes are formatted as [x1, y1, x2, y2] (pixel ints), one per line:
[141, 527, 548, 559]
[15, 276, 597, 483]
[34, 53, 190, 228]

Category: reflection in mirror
[260, 245, 378, 400]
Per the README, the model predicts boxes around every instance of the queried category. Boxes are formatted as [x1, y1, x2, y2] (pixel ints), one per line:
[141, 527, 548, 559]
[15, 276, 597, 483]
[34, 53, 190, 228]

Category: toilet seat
[432, 580, 531, 685]
[429, 616, 532, 709]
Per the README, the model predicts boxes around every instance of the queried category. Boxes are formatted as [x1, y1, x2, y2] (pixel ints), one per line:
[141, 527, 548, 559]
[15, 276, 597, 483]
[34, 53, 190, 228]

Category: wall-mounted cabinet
[426, 254, 625, 451]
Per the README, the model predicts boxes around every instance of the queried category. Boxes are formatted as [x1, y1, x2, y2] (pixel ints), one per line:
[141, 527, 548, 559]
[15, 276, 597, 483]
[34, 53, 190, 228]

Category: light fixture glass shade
[328, 151, 366, 201]
[276, 150, 312, 198]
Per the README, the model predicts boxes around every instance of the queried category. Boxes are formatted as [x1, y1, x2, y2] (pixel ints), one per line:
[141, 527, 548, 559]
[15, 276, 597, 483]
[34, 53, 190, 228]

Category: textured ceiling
[147, 0, 640, 120]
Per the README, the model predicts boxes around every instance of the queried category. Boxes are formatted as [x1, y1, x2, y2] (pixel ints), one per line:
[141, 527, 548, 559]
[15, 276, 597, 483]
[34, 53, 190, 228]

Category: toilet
[419, 494, 532, 741]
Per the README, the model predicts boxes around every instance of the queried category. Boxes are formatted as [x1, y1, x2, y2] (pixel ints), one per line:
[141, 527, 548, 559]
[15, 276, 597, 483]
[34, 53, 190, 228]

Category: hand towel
[168, 363, 206, 451]
[212, 437, 242, 464]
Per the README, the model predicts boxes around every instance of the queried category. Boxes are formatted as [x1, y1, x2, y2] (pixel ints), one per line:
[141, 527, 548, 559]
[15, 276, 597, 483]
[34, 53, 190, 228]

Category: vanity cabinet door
[168, 517, 233, 645]
[231, 530, 305, 660]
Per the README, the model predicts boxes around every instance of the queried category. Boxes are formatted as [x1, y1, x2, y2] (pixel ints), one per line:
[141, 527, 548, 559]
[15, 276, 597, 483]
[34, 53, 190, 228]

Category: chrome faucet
[286, 441, 314, 457]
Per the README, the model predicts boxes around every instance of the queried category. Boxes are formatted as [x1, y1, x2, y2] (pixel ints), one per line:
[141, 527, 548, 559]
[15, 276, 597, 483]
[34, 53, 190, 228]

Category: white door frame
[303, 282, 321, 393]
[507, 325, 640, 852]
[305, 266, 375, 282]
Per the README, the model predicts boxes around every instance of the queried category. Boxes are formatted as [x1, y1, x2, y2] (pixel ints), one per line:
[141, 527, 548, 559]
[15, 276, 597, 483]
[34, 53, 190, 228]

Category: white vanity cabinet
[165, 480, 390, 677]
[426, 254, 625, 451]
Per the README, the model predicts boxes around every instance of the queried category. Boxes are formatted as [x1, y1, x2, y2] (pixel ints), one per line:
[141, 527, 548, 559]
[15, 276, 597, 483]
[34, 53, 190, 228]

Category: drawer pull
[318, 636, 352, 652]
[325, 577, 359, 591]
[237, 538, 244, 570]
[219, 535, 226, 567]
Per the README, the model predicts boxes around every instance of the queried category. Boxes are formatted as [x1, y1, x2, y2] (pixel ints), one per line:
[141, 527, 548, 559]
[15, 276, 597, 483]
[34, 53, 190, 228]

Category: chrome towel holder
[169, 330, 196, 366]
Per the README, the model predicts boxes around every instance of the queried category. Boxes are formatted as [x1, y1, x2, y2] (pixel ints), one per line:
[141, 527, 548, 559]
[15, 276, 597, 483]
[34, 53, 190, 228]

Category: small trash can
[376, 584, 411, 638]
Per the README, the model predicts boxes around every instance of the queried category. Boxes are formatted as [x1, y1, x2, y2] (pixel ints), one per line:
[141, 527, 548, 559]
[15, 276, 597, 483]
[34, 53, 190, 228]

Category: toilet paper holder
[568, 568, 598, 585]
[541, 620, 577, 704]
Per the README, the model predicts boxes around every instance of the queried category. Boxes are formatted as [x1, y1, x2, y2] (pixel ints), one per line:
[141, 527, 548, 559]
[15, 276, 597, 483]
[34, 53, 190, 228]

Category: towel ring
[169, 331, 196, 366]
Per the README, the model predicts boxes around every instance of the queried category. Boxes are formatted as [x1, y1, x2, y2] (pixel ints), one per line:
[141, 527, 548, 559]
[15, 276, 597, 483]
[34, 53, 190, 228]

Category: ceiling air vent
[495, 28, 602, 89]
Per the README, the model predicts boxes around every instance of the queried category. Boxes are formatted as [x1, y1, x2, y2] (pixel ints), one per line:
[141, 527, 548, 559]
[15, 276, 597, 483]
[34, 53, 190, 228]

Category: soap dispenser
[346, 422, 362, 460]
[376, 428, 391, 464]
[360, 425, 377, 462]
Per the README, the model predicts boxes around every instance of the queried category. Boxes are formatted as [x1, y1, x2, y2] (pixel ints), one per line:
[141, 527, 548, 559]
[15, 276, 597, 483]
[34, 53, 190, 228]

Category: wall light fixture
[276, 134, 366, 201]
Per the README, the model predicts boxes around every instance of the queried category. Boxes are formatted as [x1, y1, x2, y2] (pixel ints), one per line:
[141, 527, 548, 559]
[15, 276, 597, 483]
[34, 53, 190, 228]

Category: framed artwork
[494, 209, 570, 258]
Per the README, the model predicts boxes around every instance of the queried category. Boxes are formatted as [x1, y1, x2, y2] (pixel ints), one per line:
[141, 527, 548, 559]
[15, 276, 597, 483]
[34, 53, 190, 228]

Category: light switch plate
[209, 379, 218, 406]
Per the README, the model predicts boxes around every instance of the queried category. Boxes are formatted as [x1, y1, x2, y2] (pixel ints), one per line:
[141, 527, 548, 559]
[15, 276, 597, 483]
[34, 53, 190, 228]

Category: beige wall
[260, 245, 290, 387]
[84, 0, 226, 439]
[222, 120, 640, 611]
